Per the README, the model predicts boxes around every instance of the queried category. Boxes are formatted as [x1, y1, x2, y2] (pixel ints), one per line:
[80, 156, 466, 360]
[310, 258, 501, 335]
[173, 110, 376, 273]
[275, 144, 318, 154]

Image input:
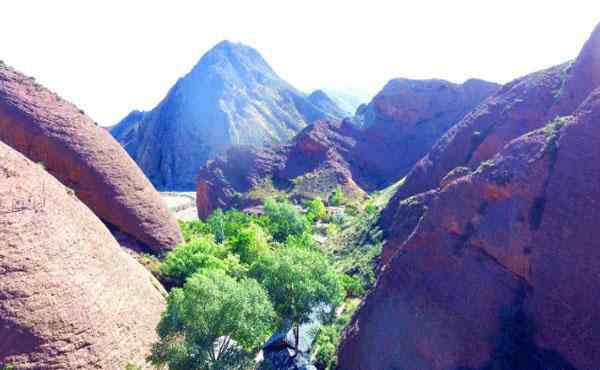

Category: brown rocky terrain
[338, 23, 600, 370]
[0, 141, 165, 369]
[196, 79, 498, 218]
[0, 64, 182, 253]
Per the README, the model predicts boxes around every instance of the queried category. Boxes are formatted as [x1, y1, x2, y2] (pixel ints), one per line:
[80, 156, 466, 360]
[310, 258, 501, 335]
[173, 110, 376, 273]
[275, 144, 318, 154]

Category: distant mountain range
[111, 41, 345, 190]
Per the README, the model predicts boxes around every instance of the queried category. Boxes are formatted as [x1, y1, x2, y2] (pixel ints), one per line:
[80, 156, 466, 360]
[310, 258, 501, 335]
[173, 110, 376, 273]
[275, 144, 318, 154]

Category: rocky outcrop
[112, 41, 345, 190]
[307, 90, 348, 119]
[196, 119, 370, 218]
[381, 24, 600, 234]
[196, 79, 498, 218]
[0, 65, 182, 253]
[380, 22, 600, 273]
[353, 79, 499, 184]
[0, 141, 165, 369]
[338, 24, 600, 370]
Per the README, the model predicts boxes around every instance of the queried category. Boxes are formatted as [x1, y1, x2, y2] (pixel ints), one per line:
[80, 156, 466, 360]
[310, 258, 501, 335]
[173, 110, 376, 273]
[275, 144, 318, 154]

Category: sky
[1, 1, 598, 126]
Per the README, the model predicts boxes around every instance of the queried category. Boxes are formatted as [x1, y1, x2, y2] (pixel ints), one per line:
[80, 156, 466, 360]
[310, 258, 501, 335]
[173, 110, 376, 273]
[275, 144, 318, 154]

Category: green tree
[149, 270, 276, 370]
[207, 209, 226, 243]
[227, 223, 270, 265]
[207, 209, 257, 243]
[179, 219, 210, 242]
[160, 237, 229, 286]
[263, 198, 310, 242]
[304, 198, 327, 223]
[249, 246, 345, 355]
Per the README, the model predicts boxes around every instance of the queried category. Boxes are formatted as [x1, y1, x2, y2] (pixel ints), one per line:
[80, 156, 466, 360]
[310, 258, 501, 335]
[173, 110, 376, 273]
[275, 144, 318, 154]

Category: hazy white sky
[1, 1, 598, 125]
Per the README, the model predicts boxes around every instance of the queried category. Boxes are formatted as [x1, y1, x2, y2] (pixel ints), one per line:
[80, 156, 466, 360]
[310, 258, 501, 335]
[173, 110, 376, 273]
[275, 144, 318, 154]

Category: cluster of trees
[150, 198, 358, 370]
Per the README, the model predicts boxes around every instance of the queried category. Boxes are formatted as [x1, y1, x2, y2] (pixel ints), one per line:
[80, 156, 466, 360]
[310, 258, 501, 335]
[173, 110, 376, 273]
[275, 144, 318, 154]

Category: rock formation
[0, 64, 182, 253]
[0, 141, 165, 369]
[380, 22, 600, 268]
[111, 41, 345, 190]
[307, 90, 348, 119]
[196, 78, 498, 218]
[338, 23, 600, 370]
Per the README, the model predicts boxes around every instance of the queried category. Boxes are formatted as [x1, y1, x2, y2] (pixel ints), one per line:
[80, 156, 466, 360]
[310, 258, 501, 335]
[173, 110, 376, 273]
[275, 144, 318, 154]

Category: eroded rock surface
[381, 24, 600, 237]
[196, 78, 498, 218]
[0, 65, 182, 253]
[338, 79, 600, 370]
[0, 141, 165, 369]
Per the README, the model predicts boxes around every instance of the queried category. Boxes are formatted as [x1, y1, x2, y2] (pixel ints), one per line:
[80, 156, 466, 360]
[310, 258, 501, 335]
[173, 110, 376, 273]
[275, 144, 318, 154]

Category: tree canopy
[149, 269, 276, 370]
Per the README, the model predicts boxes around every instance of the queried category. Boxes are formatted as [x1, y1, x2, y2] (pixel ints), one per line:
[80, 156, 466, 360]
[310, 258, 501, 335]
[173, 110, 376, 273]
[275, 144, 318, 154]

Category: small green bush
[329, 186, 346, 206]
[304, 198, 327, 222]
[341, 274, 365, 298]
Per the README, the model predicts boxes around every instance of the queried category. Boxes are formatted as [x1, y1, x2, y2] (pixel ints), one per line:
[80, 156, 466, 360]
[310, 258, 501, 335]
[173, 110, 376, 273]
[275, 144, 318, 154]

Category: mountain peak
[190, 40, 276, 80]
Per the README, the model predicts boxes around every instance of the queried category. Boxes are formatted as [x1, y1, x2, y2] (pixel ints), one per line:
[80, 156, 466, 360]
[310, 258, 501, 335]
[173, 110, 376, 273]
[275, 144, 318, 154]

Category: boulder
[0, 64, 182, 253]
[0, 141, 165, 369]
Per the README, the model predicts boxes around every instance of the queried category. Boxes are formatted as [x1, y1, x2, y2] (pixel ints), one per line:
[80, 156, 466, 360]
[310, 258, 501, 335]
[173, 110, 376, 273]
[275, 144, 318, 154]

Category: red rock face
[0, 141, 165, 369]
[381, 25, 600, 236]
[0, 65, 182, 253]
[338, 25, 600, 368]
[196, 78, 498, 218]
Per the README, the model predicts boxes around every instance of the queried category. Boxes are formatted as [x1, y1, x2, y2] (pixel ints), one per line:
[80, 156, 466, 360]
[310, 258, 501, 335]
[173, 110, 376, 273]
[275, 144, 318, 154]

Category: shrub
[313, 324, 339, 370]
[341, 274, 365, 298]
[304, 198, 327, 222]
[178, 219, 210, 242]
[329, 186, 345, 206]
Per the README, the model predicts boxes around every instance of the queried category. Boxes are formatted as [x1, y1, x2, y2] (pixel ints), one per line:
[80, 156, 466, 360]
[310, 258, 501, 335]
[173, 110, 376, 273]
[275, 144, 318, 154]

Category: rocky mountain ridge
[111, 41, 345, 190]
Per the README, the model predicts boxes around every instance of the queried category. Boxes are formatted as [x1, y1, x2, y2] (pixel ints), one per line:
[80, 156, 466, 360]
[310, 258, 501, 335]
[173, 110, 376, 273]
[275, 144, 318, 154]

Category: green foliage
[159, 237, 229, 286]
[207, 209, 226, 243]
[542, 116, 569, 154]
[341, 274, 365, 298]
[312, 324, 339, 370]
[285, 231, 315, 250]
[206, 209, 256, 243]
[304, 198, 327, 222]
[329, 185, 346, 206]
[0, 365, 15, 370]
[179, 219, 210, 242]
[312, 299, 360, 370]
[263, 198, 310, 242]
[149, 269, 276, 370]
[320, 199, 384, 289]
[249, 246, 344, 327]
[364, 200, 378, 215]
[227, 223, 271, 265]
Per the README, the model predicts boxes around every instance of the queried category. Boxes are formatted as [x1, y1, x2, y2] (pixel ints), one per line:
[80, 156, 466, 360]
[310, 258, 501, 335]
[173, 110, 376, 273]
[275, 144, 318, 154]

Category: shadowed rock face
[196, 79, 498, 218]
[111, 41, 344, 190]
[381, 24, 600, 241]
[196, 120, 365, 218]
[339, 91, 600, 369]
[354, 79, 499, 185]
[0, 65, 182, 253]
[0, 141, 165, 369]
[338, 25, 600, 369]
